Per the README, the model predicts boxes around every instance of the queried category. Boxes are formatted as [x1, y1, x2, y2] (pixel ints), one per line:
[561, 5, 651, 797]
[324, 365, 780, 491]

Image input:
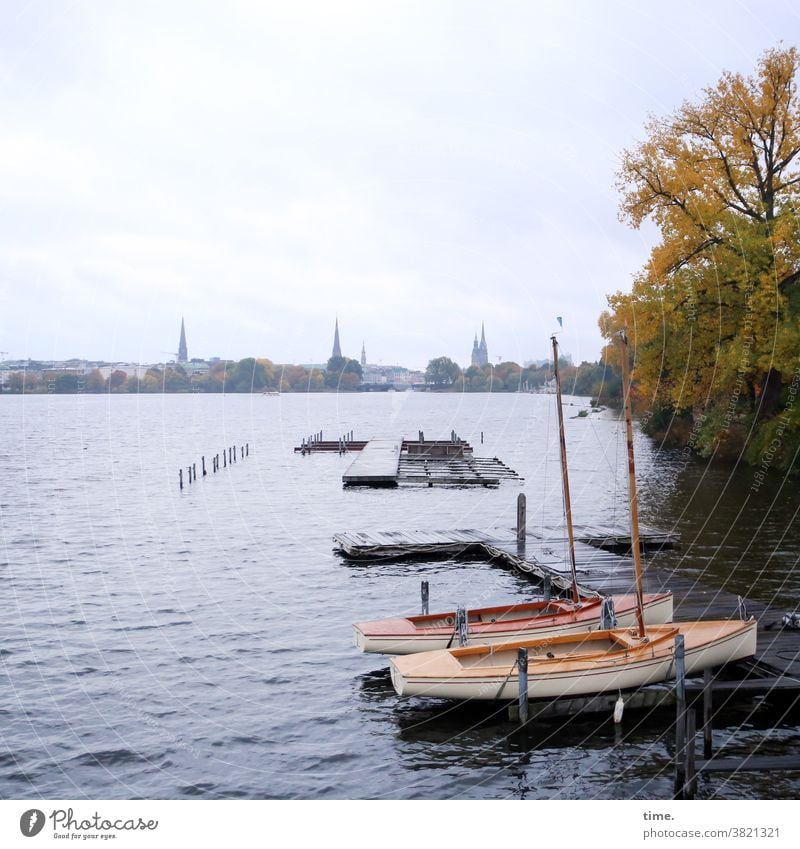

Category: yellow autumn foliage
[602, 47, 800, 464]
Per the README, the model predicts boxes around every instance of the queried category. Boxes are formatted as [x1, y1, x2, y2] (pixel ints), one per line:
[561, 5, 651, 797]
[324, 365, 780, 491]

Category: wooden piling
[481, 431, 484, 444]
[192, 463, 196, 481]
[685, 709, 697, 799]
[518, 647, 529, 725]
[674, 634, 687, 798]
[179, 468, 183, 489]
[516, 493, 526, 544]
[702, 667, 713, 759]
[228, 447, 232, 464]
[224, 450, 227, 468]
[246, 443, 249, 457]
[456, 606, 468, 646]
[202, 456, 206, 476]
[421, 580, 429, 615]
[234, 445, 237, 462]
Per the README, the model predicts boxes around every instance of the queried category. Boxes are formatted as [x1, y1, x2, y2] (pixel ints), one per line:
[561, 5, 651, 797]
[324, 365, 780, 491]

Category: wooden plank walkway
[397, 456, 522, 487]
[342, 439, 403, 486]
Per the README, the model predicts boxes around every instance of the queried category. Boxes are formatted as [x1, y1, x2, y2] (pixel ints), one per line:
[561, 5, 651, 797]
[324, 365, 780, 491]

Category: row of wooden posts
[179, 443, 250, 489]
[299, 430, 356, 455]
[418, 579, 714, 799]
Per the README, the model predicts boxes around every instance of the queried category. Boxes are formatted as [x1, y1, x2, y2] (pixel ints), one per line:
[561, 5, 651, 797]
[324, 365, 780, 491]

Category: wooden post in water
[224, 450, 227, 468]
[516, 493, 526, 547]
[192, 463, 196, 481]
[481, 431, 484, 444]
[233, 445, 237, 462]
[202, 456, 206, 477]
[228, 447, 232, 464]
[421, 581, 429, 615]
[685, 709, 697, 799]
[518, 648, 529, 725]
[702, 667, 713, 759]
[456, 607, 468, 646]
[179, 468, 183, 489]
[246, 443, 249, 457]
[674, 633, 687, 799]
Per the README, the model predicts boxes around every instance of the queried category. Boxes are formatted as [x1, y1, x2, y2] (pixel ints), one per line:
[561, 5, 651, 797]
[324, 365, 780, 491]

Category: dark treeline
[423, 356, 620, 399]
[3, 355, 620, 400]
[1, 357, 361, 394]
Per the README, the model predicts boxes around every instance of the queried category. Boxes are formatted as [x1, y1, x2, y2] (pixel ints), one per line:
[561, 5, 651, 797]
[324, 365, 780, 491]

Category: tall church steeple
[361, 340, 366, 367]
[471, 333, 480, 367]
[479, 322, 488, 365]
[178, 318, 188, 363]
[332, 318, 342, 359]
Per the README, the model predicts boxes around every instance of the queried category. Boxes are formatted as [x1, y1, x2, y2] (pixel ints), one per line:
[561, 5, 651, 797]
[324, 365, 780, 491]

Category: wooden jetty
[342, 438, 404, 487]
[297, 432, 522, 488]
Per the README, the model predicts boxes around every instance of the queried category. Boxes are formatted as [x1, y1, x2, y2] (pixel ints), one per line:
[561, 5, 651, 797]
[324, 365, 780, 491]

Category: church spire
[361, 340, 366, 367]
[332, 318, 342, 359]
[178, 317, 188, 363]
[479, 322, 488, 365]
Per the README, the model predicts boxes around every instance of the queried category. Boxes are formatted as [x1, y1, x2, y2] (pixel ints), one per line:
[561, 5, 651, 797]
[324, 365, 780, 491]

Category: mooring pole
[456, 606, 468, 646]
[518, 647, 529, 725]
[179, 468, 183, 490]
[202, 456, 206, 477]
[601, 597, 617, 629]
[703, 667, 713, 759]
[674, 634, 687, 799]
[421, 581, 429, 615]
[246, 443, 249, 457]
[516, 493, 527, 546]
[685, 709, 697, 800]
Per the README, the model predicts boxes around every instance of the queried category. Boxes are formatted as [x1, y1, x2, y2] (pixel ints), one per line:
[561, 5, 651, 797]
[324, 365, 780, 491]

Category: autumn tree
[425, 357, 461, 388]
[324, 356, 362, 390]
[602, 46, 800, 463]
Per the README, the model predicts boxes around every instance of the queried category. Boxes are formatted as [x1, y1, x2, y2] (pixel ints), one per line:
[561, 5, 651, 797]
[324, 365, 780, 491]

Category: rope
[495, 657, 520, 699]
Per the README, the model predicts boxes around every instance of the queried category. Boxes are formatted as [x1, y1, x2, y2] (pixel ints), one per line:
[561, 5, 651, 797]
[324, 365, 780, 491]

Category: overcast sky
[1, 1, 797, 369]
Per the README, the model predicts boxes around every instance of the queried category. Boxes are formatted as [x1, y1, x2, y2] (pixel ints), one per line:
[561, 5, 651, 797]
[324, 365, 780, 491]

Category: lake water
[2, 392, 799, 800]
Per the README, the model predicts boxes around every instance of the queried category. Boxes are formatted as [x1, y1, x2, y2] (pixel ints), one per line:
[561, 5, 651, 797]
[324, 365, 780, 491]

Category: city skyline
[1, 3, 797, 369]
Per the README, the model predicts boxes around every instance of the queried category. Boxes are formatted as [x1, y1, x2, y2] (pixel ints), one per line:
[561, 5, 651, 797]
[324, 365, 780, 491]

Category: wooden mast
[619, 330, 646, 638]
[551, 335, 580, 604]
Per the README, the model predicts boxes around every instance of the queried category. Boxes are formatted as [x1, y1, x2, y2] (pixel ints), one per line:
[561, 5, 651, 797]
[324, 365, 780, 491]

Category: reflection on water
[1, 392, 798, 799]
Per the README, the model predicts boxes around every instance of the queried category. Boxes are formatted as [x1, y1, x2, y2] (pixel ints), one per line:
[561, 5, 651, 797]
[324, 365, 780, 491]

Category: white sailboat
[390, 331, 757, 701]
[354, 332, 673, 653]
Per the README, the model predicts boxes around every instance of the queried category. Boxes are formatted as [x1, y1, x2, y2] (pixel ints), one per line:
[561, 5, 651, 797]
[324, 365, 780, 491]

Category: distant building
[332, 318, 342, 359]
[470, 323, 489, 367]
[178, 318, 188, 364]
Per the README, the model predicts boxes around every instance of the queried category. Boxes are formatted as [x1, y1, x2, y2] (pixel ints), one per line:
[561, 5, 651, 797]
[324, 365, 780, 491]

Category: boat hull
[389, 619, 757, 701]
[354, 593, 673, 654]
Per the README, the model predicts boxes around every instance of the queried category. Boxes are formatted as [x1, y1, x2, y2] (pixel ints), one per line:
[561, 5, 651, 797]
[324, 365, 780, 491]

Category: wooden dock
[322, 435, 523, 488]
[342, 438, 403, 486]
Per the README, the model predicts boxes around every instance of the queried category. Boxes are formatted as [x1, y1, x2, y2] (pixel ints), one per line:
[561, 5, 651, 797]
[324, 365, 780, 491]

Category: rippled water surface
[2, 392, 799, 799]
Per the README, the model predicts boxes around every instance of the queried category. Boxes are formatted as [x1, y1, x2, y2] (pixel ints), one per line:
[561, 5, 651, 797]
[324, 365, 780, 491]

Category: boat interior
[407, 599, 598, 629]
